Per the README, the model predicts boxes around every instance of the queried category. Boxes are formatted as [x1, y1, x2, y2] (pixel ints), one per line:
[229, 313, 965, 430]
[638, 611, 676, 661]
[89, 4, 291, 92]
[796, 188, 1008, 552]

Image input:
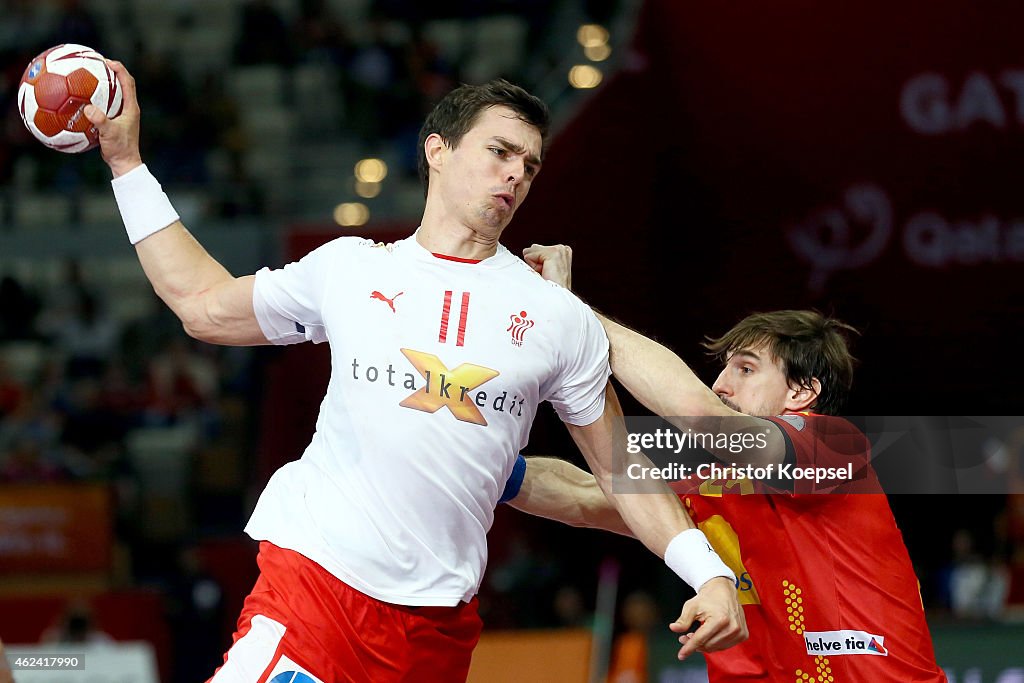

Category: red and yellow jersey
[671, 413, 946, 682]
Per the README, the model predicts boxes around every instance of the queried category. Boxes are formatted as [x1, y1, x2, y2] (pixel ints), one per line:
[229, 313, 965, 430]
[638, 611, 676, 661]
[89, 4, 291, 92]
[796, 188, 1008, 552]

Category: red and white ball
[18, 43, 123, 153]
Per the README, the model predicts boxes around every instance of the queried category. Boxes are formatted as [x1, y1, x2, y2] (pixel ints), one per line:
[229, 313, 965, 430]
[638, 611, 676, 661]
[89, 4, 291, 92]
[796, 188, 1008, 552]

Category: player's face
[711, 343, 793, 418]
[440, 106, 542, 234]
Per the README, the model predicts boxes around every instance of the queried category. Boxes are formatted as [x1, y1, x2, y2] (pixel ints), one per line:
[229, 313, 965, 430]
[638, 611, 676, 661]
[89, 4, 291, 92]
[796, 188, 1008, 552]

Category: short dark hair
[417, 79, 550, 196]
[702, 310, 858, 415]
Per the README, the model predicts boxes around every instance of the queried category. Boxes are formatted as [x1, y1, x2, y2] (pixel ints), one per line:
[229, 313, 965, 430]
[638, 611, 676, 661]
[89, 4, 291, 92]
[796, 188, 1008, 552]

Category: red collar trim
[431, 252, 482, 264]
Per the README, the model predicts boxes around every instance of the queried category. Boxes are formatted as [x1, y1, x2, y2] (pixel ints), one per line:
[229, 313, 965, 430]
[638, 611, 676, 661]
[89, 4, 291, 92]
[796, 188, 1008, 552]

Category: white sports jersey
[246, 234, 610, 606]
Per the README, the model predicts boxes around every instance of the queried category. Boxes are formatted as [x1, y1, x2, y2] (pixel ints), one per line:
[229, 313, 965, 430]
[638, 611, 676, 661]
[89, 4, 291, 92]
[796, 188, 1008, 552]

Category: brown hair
[417, 79, 550, 197]
[703, 310, 858, 415]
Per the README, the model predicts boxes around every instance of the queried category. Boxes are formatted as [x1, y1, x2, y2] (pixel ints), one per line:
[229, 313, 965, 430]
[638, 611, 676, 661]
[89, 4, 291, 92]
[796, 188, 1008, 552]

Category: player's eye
[490, 147, 507, 157]
[739, 366, 753, 375]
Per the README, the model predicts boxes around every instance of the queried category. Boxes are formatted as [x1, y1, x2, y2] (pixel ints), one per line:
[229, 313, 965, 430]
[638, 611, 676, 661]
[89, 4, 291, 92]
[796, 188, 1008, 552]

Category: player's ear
[424, 133, 447, 173]
[785, 378, 820, 412]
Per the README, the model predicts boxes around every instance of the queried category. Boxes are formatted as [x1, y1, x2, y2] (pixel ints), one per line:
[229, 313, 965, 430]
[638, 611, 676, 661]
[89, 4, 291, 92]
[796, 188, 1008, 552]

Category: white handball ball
[17, 44, 123, 153]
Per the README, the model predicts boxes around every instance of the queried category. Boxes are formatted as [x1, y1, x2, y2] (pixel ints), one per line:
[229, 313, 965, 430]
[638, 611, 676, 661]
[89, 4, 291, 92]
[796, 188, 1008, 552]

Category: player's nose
[711, 370, 730, 397]
[506, 159, 526, 185]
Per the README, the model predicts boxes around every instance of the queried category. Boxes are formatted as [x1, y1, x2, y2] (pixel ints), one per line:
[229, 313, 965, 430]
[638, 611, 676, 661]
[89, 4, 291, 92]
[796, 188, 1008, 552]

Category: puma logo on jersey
[371, 290, 404, 312]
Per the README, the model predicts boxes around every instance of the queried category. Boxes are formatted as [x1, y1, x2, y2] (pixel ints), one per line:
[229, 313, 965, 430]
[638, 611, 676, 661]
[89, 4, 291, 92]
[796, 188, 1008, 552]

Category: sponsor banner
[804, 629, 888, 656]
[0, 484, 112, 573]
[467, 629, 591, 683]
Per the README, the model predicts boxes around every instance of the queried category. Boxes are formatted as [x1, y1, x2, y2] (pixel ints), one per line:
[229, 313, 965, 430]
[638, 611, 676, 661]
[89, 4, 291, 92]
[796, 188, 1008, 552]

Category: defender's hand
[522, 243, 572, 290]
[83, 60, 142, 177]
[671, 576, 748, 660]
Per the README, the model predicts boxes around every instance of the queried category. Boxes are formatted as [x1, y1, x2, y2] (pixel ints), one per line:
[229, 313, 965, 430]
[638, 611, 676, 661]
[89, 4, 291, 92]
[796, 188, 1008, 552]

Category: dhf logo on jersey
[506, 310, 534, 346]
[804, 630, 888, 656]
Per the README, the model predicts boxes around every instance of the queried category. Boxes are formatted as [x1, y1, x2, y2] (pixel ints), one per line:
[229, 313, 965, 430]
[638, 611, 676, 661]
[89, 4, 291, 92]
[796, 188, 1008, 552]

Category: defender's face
[437, 105, 542, 233]
[711, 343, 793, 418]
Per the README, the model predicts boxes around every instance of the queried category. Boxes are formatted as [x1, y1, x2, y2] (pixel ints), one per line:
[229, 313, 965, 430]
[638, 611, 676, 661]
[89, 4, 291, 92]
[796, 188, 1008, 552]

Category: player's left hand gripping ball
[18, 43, 123, 153]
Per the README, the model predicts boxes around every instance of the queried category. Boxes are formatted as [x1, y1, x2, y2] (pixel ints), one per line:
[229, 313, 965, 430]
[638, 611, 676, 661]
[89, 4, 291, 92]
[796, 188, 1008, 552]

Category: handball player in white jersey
[84, 62, 746, 682]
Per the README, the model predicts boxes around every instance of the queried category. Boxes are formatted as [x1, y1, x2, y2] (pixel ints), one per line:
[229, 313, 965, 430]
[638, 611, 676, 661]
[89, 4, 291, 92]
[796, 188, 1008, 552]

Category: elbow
[566, 515, 592, 530]
[577, 501, 611, 530]
[580, 492, 634, 537]
[182, 320, 210, 342]
[179, 303, 219, 344]
[182, 320, 231, 345]
[572, 491, 609, 529]
[153, 285, 215, 343]
[591, 466, 614, 493]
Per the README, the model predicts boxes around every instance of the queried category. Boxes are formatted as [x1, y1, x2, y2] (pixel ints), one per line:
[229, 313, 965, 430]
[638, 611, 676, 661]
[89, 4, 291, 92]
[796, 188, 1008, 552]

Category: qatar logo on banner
[786, 184, 1024, 291]
[785, 185, 893, 292]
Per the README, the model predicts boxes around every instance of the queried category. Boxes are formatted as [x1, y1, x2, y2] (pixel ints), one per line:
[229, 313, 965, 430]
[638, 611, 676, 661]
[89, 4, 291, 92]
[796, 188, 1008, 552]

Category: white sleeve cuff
[664, 529, 736, 591]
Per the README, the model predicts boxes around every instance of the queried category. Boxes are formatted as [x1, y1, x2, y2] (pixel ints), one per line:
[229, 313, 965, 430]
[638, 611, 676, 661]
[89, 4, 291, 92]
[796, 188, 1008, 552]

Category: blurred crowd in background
[0, 0, 619, 223]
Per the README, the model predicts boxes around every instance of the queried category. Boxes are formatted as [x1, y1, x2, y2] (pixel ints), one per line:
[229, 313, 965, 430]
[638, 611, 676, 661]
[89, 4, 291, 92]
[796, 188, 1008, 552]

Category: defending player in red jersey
[663, 410, 943, 679]
[511, 245, 946, 681]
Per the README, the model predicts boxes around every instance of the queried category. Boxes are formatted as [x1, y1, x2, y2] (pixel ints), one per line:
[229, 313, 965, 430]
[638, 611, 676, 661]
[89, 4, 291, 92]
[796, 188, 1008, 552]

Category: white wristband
[665, 529, 736, 592]
[111, 163, 180, 244]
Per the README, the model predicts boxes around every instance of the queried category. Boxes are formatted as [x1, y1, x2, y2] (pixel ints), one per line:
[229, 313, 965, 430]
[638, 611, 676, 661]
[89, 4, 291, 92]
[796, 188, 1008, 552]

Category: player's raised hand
[83, 60, 142, 177]
[522, 243, 572, 290]
[671, 576, 747, 660]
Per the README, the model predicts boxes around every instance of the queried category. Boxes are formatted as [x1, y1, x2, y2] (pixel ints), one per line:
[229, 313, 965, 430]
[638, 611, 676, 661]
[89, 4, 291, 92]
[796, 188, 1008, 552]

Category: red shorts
[208, 542, 483, 683]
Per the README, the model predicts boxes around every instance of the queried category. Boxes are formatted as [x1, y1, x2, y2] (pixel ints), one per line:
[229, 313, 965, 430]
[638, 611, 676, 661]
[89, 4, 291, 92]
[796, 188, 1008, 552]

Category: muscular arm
[507, 456, 633, 537]
[523, 243, 785, 467]
[563, 384, 747, 656]
[599, 315, 787, 467]
[134, 227, 266, 345]
[85, 61, 267, 347]
[565, 384, 697, 556]
[600, 315, 724, 420]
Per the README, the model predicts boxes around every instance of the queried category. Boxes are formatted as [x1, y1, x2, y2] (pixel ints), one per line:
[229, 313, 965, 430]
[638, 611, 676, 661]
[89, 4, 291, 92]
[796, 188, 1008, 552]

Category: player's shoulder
[299, 236, 398, 265]
[771, 412, 867, 447]
[319, 235, 384, 253]
[772, 412, 851, 429]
